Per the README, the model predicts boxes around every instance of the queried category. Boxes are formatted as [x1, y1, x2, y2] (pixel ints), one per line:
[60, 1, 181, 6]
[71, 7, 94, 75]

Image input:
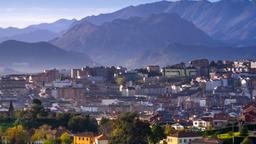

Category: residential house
[193, 118, 211, 130]
[242, 102, 256, 123]
[171, 123, 184, 131]
[166, 131, 202, 144]
[212, 113, 230, 129]
[95, 134, 108, 144]
[73, 132, 95, 144]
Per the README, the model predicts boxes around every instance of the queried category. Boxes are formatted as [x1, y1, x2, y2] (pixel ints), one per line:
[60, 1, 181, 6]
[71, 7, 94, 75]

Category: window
[179, 139, 182, 143]
[184, 139, 187, 143]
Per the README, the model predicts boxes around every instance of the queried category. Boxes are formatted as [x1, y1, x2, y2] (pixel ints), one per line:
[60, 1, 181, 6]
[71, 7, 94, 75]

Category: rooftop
[169, 131, 201, 138]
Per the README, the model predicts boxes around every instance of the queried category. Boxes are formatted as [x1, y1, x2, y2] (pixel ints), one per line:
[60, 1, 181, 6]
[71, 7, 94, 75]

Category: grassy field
[217, 132, 240, 139]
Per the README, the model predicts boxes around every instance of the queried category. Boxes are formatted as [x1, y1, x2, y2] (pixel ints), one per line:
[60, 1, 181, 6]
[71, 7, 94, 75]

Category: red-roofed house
[95, 134, 108, 144]
[242, 102, 256, 123]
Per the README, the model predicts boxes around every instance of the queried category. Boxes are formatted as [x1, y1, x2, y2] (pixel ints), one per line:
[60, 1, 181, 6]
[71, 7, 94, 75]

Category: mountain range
[135, 43, 256, 67]
[84, 0, 256, 44]
[0, 40, 93, 72]
[1, 0, 256, 69]
[52, 13, 214, 66]
[0, 19, 77, 43]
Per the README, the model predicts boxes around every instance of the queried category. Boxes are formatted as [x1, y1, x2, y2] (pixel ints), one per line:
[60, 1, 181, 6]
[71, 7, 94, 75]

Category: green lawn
[218, 132, 240, 139]
[218, 131, 256, 140]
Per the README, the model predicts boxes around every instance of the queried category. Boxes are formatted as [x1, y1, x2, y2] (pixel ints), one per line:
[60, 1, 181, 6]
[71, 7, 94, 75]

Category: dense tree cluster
[108, 112, 165, 144]
[11, 99, 98, 133]
[0, 99, 99, 143]
[0, 101, 166, 144]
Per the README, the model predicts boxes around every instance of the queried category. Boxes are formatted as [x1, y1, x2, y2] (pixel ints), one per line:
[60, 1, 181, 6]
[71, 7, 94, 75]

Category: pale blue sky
[0, 0, 219, 28]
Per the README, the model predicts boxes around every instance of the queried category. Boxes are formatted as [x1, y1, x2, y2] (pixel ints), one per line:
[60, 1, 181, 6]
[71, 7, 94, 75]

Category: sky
[0, 0, 219, 28]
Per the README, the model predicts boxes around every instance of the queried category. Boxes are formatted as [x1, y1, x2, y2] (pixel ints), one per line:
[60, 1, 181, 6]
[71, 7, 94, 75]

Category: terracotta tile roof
[244, 102, 256, 109]
[191, 137, 222, 144]
[214, 113, 230, 120]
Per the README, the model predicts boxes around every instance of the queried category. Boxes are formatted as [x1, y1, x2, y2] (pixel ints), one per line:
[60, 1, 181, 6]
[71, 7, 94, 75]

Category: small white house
[171, 123, 184, 130]
[193, 119, 211, 130]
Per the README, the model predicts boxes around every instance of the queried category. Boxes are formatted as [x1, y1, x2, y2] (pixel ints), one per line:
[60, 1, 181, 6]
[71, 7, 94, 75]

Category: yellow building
[166, 132, 202, 144]
[73, 132, 95, 144]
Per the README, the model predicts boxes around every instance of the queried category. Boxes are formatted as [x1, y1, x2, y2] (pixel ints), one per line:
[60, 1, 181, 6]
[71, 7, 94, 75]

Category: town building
[165, 132, 202, 144]
[73, 132, 95, 144]
[193, 118, 211, 130]
[241, 102, 256, 123]
[95, 134, 108, 144]
[71, 67, 90, 79]
[171, 123, 184, 131]
[146, 65, 160, 73]
[162, 67, 197, 78]
[29, 69, 60, 85]
[0, 76, 28, 96]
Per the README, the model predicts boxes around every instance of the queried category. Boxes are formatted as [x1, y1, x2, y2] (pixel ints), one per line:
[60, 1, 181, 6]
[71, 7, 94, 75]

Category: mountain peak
[52, 13, 212, 66]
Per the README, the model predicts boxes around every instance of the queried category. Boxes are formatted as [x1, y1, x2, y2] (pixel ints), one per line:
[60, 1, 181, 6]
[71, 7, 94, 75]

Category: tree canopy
[109, 112, 151, 144]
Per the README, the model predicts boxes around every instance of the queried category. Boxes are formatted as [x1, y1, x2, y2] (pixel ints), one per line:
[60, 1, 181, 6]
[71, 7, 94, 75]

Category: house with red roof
[95, 134, 108, 144]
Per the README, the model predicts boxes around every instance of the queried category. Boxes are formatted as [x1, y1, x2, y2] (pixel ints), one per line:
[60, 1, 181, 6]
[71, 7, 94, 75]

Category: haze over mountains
[84, 0, 256, 44]
[0, 40, 93, 72]
[1, 0, 256, 71]
[52, 13, 213, 66]
[136, 43, 256, 67]
[0, 19, 77, 43]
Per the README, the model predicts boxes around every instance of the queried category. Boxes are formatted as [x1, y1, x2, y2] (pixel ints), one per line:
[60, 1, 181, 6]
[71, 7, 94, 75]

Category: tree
[115, 76, 125, 85]
[5, 125, 29, 144]
[43, 140, 53, 144]
[31, 99, 49, 119]
[149, 124, 165, 144]
[109, 112, 151, 144]
[164, 124, 175, 135]
[60, 132, 71, 144]
[56, 113, 71, 127]
[0, 128, 3, 144]
[68, 115, 98, 133]
[239, 125, 248, 137]
[241, 137, 254, 144]
[8, 101, 14, 118]
[99, 117, 113, 136]
[31, 125, 55, 143]
[0, 128, 3, 137]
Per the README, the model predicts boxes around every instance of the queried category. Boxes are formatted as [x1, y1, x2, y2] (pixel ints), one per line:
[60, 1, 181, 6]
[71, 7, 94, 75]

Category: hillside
[52, 13, 213, 66]
[84, 0, 256, 44]
[0, 40, 93, 71]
